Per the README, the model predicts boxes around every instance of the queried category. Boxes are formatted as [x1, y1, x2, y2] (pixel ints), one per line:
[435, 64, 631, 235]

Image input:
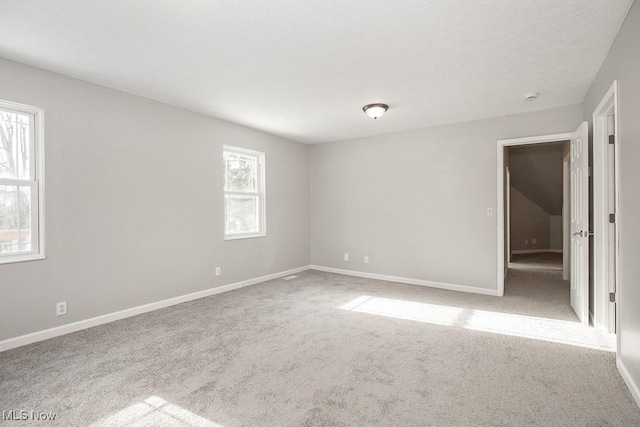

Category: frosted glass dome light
[362, 103, 389, 119]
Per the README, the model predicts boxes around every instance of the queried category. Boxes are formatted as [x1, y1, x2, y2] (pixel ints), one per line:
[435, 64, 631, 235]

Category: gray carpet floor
[1, 267, 639, 426]
[510, 252, 564, 271]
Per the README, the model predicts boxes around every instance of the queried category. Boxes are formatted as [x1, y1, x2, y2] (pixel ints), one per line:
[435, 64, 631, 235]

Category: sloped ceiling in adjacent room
[509, 143, 565, 215]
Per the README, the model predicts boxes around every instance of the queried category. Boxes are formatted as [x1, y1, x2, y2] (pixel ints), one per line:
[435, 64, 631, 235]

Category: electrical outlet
[56, 302, 67, 316]
[525, 239, 529, 245]
[364, 256, 369, 264]
[344, 253, 349, 261]
[532, 238, 537, 244]
[215, 267, 221, 276]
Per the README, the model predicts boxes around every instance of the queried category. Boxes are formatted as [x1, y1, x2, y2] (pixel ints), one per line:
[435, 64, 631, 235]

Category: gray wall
[0, 58, 311, 341]
[583, 0, 640, 401]
[508, 143, 564, 215]
[510, 187, 551, 252]
[550, 215, 562, 250]
[310, 105, 582, 290]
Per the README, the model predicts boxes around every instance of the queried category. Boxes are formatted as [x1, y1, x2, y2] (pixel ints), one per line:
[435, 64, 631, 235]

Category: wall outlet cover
[56, 302, 67, 316]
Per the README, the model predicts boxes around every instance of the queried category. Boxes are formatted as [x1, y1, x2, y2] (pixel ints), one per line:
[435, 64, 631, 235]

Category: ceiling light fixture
[524, 92, 539, 101]
[362, 103, 389, 119]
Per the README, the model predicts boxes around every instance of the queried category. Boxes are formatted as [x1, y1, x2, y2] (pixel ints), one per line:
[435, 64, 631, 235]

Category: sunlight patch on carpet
[90, 395, 224, 427]
[340, 295, 616, 352]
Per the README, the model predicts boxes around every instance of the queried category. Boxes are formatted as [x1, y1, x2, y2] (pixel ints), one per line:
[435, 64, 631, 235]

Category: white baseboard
[618, 358, 640, 408]
[511, 249, 563, 254]
[310, 265, 501, 296]
[0, 265, 311, 353]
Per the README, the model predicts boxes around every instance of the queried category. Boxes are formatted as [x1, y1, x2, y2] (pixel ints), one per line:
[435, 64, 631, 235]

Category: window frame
[223, 145, 266, 240]
[0, 99, 45, 265]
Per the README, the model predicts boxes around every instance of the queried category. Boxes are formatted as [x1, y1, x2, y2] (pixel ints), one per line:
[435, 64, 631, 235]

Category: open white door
[570, 121, 590, 325]
[506, 167, 511, 263]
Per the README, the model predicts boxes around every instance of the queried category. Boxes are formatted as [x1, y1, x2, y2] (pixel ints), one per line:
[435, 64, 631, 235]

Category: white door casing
[607, 113, 617, 333]
[506, 167, 511, 263]
[593, 80, 618, 334]
[497, 131, 574, 297]
[570, 121, 590, 325]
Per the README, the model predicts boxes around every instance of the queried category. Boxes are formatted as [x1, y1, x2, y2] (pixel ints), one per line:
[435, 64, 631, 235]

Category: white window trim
[0, 99, 45, 265]
[223, 145, 266, 240]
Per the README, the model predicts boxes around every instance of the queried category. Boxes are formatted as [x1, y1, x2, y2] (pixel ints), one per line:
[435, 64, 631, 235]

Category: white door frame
[506, 166, 511, 264]
[496, 132, 573, 296]
[592, 80, 619, 334]
[562, 152, 570, 281]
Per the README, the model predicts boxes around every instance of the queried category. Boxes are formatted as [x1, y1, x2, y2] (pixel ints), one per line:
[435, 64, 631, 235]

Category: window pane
[0, 185, 32, 254]
[19, 187, 33, 251]
[225, 195, 259, 234]
[224, 152, 257, 193]
[0, 111, 31, 180]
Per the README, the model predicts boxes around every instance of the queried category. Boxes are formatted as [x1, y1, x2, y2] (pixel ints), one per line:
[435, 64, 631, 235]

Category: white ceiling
[0, 1, 633, 143]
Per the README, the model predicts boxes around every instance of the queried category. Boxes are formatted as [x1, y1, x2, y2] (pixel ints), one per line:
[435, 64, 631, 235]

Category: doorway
[502, 139, 572, 322]
[507, 141, 567, 272]
[497, 124, 590, 326]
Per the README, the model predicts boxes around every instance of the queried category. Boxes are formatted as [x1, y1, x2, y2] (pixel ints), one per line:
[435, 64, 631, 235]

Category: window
[223, 146, 265, 239]
[0, 100, 44, 264]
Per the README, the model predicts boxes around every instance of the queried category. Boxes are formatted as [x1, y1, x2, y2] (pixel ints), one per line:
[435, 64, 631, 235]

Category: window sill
[0, 253, 45, 265]
[224, 233, 267, 241]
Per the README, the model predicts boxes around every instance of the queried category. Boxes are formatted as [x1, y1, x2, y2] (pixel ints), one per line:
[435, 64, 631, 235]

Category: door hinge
[609, 292, 617, 303]
[609, 213, 616, 223]
[609, 134, 615, 145]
